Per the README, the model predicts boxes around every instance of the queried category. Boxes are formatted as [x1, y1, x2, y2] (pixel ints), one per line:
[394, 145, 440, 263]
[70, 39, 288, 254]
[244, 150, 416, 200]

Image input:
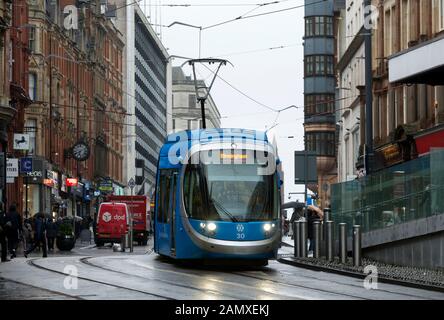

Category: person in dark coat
[0, 205, 9, 262]
[307, 205, 323, 252]
[46, 218, 57, 251]
[24, 213, 47, 258]
[5, 204, 22, 259]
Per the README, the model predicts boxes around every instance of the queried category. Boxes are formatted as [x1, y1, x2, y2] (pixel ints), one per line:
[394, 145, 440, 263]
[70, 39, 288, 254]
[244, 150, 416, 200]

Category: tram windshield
[183, 150, 279, 222]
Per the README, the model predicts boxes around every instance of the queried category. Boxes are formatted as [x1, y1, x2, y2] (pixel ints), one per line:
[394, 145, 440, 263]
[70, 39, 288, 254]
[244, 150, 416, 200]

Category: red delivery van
[106, 195, 150, 245]
[95, 202, 129, 247]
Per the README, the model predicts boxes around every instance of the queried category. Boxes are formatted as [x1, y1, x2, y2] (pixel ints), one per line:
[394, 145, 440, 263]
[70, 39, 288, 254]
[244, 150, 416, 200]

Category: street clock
[72, 141, 90, 161]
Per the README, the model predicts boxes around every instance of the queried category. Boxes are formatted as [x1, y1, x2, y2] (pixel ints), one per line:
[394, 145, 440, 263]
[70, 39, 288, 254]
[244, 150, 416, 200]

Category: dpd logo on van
[102, 212, 112, 222]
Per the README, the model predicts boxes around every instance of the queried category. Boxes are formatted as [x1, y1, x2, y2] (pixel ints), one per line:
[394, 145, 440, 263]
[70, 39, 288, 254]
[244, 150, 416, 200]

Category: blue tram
[153, 128, 282, 264]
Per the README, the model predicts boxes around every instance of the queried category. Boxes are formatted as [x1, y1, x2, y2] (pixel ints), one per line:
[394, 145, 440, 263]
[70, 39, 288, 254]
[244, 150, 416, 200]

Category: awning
[414, 125, 444, 156]
[388, 35, 444, 85]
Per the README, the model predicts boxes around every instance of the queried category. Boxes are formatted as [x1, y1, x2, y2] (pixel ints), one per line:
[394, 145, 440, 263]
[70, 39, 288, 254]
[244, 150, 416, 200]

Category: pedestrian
[5, 204, 22, 259]
[307, 204, 323, 253]
[46, 218, 57, 251]
[0, 204, 9, 262]
[22, 218, 33, 252]
[24, 212, 48, 258]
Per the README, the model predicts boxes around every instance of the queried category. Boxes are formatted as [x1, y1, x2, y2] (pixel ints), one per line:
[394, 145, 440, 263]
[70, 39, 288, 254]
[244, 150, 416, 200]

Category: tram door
[156, 169, 178, 256]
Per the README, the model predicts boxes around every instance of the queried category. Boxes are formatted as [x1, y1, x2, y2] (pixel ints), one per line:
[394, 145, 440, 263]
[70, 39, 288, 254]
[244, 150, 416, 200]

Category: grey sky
[140, 0, 308, 202]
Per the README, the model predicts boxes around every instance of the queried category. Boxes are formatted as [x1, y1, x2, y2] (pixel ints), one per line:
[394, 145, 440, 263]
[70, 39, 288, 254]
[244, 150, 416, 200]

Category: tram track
[150, 258, 436, 300]
[79, 257, 288, 300]
[139, 257, 370, 300]
[27, 258, 174, 300]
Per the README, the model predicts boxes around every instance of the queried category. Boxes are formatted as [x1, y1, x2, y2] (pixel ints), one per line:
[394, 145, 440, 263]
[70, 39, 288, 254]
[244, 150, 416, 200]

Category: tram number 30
[237, 233, 245, 240]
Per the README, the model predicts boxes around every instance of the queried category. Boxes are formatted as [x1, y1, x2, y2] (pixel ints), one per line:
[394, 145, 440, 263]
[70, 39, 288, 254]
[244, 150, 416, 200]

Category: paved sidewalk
[278, 237, 444, 292]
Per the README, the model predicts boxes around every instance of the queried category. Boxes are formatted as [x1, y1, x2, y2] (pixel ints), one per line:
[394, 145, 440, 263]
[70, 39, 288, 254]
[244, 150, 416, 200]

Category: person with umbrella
[24, 212, 48, 258]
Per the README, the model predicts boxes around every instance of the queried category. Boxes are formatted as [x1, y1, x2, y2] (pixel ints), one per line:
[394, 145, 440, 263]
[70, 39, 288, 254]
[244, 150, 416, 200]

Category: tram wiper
[211, 199, 238, 222]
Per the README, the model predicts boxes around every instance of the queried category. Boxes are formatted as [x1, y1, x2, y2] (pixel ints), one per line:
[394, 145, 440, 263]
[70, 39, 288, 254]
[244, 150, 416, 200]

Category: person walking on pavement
[5, 204, 22, 259]
[24, 212, 48, 258]
[307, 204, 323, 253]
[46, 218, 57, 251]
[0, 204, 9, 262]
[22, 218, 33, 252]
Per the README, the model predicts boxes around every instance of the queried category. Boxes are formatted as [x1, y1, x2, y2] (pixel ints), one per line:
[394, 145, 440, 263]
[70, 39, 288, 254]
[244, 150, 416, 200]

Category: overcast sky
[140, 0, 308, 202]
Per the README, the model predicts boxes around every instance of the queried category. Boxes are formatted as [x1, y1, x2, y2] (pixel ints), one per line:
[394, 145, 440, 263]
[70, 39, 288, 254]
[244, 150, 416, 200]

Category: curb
[278, 257, 444, 293]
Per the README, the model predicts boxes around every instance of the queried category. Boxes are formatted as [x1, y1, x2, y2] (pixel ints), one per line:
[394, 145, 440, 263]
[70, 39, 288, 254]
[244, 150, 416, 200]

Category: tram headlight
[263, 223, 272, 232]
[207, 223, 217, 232]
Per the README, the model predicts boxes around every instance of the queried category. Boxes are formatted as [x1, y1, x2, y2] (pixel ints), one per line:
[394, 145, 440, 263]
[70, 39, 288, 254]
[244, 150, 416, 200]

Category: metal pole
[339, 223, 347, 264]
[326, 221, 334, 262]
[130, 188, 134, 253]
[313, 221, 321, 258]
[25, 178, 28, 218]
[49, 57, 53, 163]
[364, 0, 373, 175]
[353, 225, 362, 267]
[200, 99, 206, 129]
[293, 221, 300, 257]
[300, 220, 307, 258]
[323, 208, 330, 242]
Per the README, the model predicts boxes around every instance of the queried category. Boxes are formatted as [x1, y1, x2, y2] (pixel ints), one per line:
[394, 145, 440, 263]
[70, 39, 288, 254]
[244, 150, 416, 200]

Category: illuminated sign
[220, 153, 248, 160]
[66, 178, 78, 187]
[43, 179, 54, 187]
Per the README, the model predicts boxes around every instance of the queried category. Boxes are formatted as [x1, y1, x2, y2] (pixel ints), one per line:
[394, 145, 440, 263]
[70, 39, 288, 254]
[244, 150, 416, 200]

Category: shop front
[21, 157, 47, 218]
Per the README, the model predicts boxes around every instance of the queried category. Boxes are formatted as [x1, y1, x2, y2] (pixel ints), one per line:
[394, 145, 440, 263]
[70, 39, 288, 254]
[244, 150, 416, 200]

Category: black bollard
[326, 221, 334, 262]
[339, 223, 347, 264]
[300, 220, 307, 258]
[313, 221, 321, 258]
[293, 221, 300, 257]
[353, 225, 362, 267]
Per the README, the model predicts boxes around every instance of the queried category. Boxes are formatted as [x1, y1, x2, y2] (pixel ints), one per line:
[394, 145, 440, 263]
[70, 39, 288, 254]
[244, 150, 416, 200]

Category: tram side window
[157, 171, 171, 223]
[184, 165, 205, 219]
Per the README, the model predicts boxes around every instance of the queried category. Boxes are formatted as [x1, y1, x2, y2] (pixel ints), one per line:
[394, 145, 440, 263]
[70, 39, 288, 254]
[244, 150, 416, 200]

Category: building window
[189, 94, 196, 108]
[29, 73, 37, 101]
[305, 16, 333, 37]
[305, 55, 334, 77]
[28, 25, 36, 52]
[305, 131, 336, 156]
[305, 94, 335, 116]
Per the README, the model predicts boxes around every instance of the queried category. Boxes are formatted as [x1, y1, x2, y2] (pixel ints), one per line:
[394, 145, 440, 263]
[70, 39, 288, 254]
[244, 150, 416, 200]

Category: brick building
[2, 0, 126, 219]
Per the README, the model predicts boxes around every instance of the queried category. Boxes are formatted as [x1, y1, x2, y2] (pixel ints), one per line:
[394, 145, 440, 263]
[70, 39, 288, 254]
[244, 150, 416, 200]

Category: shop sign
[7, 159, 19, 178]
[45, 170, 58, 188]
[99, 181, 113, 193]
[61, 174, 67, 192]
[20, 157, 33, 174]
[66, 178, 78, 187]
[379, 144, 403, 167]
[24, 159, 44, 184]
[13, 133, 30, 150]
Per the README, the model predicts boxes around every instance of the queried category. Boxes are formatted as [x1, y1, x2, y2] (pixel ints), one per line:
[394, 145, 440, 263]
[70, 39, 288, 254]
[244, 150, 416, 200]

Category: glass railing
[331, 148, 444, 235]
